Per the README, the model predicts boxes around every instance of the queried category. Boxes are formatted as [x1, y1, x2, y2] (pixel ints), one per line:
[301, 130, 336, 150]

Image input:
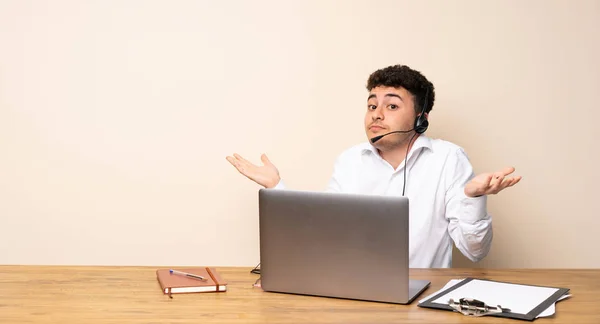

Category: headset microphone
[370, 129, 413, 144]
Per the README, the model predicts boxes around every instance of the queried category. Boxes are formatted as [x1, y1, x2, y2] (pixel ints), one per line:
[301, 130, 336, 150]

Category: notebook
[156, 267, 227, 297]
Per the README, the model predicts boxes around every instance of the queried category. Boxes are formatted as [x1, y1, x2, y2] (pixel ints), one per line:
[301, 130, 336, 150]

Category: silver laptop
[258, 188, 430, 304]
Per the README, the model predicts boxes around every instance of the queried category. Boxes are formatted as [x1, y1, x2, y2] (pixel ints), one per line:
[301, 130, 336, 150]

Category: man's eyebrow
[385, 93, 403, 101]
[367, 93, 403, 101]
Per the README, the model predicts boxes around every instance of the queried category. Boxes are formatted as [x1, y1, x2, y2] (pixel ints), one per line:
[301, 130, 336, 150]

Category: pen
[169, 269, 208, 281]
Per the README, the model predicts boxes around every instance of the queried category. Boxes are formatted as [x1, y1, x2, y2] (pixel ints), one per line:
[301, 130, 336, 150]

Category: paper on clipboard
[419, 279, 571, 318]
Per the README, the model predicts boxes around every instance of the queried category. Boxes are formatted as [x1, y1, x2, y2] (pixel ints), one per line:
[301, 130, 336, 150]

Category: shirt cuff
[271, 179, 286, 190]
[457, 189, 488, 223]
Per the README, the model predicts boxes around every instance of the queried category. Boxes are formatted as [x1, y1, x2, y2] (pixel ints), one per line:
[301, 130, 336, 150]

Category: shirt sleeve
[445, 148, 493, 263]
[325, 154, 345, 193]
[272, 179, 286, 190]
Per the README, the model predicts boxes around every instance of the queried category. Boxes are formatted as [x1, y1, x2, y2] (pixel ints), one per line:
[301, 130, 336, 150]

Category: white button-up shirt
[275, 135, 492, 268]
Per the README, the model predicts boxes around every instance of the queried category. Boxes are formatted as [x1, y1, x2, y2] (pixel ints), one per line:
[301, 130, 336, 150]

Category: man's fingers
[489, 175, 505, 192]
[490, 174, 502, 185]
[500, 166, 516, 176]
[488, 168, 519, 193]
[481, 174, 494, 186]
[474, 169, 522, 195]
[506, 176, 522, 187]
[513, 176, 522, 185]
[226, 156, 245, 172]
[228, 154, 257, 175]
[493, 176, 522, 193]
[498, 177, 512, 189]
[226, 156, 238, 167]
[261, 154, 272, 166]
[233, 153, 252, 165]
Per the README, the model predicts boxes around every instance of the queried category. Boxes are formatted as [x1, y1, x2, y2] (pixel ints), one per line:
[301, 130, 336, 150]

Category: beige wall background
[1, 0, 598, 268]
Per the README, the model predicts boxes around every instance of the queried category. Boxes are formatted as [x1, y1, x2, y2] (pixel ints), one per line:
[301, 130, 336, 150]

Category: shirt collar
[360, 135, 433, 156]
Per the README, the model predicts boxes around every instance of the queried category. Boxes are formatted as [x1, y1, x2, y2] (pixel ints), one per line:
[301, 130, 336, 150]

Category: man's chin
[371, 138, 406, 151]
[366, 131, 384, 140]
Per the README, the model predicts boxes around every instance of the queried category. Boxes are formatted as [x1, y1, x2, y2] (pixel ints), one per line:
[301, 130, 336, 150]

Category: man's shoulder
[334, 137, 469, 161]
[339, 142, 373, 156]
[428, 137, 467, 156]
[331, 142, 373, 163]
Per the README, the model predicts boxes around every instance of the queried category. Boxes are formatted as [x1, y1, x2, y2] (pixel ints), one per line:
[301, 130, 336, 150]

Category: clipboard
[418, 277, 570, 321]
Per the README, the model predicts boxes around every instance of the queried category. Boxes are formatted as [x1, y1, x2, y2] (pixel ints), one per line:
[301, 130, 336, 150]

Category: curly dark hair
[366, 65, 435, 114]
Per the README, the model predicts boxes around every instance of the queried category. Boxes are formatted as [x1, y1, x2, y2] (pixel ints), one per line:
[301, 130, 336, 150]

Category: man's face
[364, 86, 418, 150]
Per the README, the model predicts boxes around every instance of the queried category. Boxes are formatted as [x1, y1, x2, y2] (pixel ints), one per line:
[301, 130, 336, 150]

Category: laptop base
[406, 279, 431, 304]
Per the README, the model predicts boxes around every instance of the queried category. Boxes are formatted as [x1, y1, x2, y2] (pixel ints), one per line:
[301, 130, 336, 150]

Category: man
[226, 65, 521, 268]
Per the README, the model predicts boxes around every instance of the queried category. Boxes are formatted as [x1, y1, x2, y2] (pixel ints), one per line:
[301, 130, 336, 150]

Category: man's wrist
[266, 178, 282, 189]
[464, 187, 483, 198]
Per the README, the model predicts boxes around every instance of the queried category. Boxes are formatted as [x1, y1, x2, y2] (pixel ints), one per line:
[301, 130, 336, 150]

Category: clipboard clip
[448, 298, 511, 317]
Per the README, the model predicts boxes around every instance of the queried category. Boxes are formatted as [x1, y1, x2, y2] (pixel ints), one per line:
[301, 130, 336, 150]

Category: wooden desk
[1, 266, 599, 323]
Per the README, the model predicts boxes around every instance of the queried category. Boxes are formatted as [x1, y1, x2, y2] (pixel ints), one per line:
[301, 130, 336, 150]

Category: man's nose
[371, 107, 384, 121]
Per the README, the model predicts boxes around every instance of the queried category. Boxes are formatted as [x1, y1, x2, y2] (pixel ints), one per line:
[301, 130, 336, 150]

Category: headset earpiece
[414, 87, 430, 134]
[414, 115, 428, 134]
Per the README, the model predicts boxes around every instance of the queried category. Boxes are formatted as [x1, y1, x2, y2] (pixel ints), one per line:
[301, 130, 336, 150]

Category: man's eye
[389, 104, 398, 110]
[368, 105, 377, 110]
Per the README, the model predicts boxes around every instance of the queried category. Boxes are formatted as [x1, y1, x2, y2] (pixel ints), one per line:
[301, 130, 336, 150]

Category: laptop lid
[258, 188, 428, 304]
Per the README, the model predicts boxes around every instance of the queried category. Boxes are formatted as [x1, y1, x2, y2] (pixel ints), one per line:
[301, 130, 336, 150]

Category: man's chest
[343, 153, 449, 198]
